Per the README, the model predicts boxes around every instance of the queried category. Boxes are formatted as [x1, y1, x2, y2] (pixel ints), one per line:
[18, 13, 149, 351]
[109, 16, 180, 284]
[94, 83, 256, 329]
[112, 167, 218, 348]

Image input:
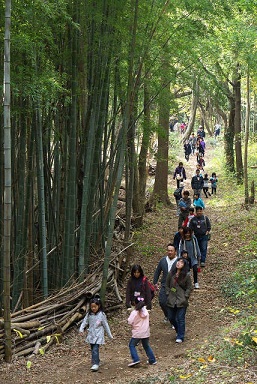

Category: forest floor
[1, 138, 257, 384]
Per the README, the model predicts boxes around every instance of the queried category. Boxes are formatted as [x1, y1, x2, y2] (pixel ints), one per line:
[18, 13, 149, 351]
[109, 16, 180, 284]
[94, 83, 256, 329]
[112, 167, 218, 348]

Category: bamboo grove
[1, 0, 257, 317]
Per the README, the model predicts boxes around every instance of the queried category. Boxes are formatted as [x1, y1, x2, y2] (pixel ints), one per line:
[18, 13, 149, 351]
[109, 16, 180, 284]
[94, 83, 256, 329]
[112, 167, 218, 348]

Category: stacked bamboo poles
[0, 258, 123, 359]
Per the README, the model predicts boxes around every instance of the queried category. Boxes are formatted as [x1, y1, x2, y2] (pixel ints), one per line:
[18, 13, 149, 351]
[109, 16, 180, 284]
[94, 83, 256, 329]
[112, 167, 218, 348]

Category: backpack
[142, 276, 155, 300]
[173, 188, 182, 199]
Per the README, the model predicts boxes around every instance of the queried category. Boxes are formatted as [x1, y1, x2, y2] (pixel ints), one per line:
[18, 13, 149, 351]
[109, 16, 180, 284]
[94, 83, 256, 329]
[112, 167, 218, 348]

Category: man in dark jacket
[189, 207, 211, 267]
[191, 169, 204, 196]
[153, 244, 177, 322]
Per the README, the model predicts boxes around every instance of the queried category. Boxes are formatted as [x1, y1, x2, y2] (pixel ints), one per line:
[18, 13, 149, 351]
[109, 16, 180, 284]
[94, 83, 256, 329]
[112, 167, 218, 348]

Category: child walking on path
[127, 297, 157, 367]
[193, 193, 205, 209]
[79, 297, 113, 372]
[203, 174, 211, 198]
[210, 172, 218, 195]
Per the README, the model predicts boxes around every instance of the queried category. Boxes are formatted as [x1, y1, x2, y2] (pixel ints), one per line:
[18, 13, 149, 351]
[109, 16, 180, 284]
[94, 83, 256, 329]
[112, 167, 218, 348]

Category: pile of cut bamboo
[0, 258, 123, 359]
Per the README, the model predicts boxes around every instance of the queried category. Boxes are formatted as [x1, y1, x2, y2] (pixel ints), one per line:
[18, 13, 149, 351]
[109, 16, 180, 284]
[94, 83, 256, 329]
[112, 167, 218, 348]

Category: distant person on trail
[197, 154, 205, 171]
[178, 227, 201, 289]
[126, 265, 152, 311]
[165, 258, 192, 343]
[214, 123, 221, 138]
[189, 207, 211, 267]
[153, 243, 177, 323]
[173, 162, 186, 188]
[210, 172, 218, 195]
[173, 226, 184, 251]
[173, 183, 184, 216]
[197, 126, 205, 138]
[127, 296, 157, 367]
[189, 132, 197, 154]
[79, 296, 113, 372]
[183, 207, 195, 227]
[203, 173, 211, 198]
[184, 140, 192, 162]
[178, 190, 192, 229]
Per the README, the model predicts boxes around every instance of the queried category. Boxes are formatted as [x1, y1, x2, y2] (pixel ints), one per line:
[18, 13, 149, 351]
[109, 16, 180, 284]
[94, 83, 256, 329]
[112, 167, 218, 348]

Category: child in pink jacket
[127, 297, 157, 367]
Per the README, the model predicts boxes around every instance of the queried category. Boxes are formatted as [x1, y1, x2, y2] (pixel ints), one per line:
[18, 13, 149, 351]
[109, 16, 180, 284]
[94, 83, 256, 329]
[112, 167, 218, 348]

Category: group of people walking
[78, 128, 218, 372]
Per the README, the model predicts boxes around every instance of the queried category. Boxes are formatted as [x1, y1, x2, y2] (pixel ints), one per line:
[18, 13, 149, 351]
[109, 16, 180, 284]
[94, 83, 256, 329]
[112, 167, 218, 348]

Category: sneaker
[171, 325, 175, 329]
[147, 361, 157, 365]
[91, 364, 99, 371]
[128, 361, 140, 367]
[194, 283, 200, 289]
[200, 262, 205, 267]
[163, 317, 169, 323]
[175, 339, 183, 343]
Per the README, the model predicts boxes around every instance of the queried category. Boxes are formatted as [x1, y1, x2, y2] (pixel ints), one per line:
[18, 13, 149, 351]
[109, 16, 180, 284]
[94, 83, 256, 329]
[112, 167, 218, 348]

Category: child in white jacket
[127, 297, 157, 367]
[79, 296, 113, 371]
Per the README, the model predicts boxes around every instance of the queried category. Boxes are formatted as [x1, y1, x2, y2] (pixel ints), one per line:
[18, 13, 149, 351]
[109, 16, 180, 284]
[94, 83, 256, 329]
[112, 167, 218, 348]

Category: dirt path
[0, 140, 247, 383]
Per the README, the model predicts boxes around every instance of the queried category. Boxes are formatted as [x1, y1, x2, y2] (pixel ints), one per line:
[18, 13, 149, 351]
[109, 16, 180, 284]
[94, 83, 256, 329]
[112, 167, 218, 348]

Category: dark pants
[192, 264, 198, 284]
[158, 285, 168, 318]
[203, 187, 210, 197]
[196, 234, 208, 263]
[167, 305, 187, 341]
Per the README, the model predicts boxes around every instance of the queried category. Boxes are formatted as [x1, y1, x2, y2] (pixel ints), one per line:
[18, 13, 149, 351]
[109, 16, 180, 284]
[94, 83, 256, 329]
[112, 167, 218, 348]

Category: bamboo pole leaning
[0, 256, 124, 359]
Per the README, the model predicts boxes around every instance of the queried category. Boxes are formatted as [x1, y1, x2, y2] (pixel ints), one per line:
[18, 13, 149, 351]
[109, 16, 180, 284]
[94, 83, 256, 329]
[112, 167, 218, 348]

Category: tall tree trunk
[133, 80, 152, 227]
[184, 81, 199, 139]
[244, 69, 250, 203]
[224, 96, 235, 172]
[234, 64, 243, 184]
[198, 101, 212, 136]
[35, 104, 48, 298]
[124, 0, 139, 243]
[62, 0, 79, 284]
[150, 57, 171, 206]
[3, 0, 12, 362]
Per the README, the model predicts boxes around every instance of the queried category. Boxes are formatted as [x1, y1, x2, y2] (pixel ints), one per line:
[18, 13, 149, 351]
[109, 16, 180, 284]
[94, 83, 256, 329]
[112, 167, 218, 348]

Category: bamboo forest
[1, 0, 257, 366]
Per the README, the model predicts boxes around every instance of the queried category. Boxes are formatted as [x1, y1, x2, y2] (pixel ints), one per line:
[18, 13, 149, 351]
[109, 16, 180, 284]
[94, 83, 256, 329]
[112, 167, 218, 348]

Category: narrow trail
[0, 139, 248, 383]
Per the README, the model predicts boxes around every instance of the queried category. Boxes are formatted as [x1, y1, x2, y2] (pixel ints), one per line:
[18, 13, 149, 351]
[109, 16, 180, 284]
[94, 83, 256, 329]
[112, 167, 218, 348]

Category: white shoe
[194, 283, 200, 289]
[128, 361, 140, 367]
[175, 338, 183, 343]
[163, 317, 169, 323]
[91, 364, 99, 371]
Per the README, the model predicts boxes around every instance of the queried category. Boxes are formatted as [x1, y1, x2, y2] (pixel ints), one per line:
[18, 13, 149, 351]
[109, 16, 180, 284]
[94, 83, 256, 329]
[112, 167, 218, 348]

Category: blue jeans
[159, 285, 168, 318]
[129, 337, 156, 364]
[167, 306, 187, 341]
[196, 235, 208, 263]
[90, 344, 100, 365]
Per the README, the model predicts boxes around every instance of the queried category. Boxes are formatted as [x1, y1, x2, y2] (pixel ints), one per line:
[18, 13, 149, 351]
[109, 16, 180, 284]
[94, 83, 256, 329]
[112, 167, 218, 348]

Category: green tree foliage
[1, 0, 257, 318]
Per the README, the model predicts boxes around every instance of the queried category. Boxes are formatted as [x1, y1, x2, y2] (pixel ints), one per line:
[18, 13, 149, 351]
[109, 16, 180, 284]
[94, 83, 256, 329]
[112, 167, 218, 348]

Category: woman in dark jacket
[126, 265, 152, 310]
[166, 258, 192, 343]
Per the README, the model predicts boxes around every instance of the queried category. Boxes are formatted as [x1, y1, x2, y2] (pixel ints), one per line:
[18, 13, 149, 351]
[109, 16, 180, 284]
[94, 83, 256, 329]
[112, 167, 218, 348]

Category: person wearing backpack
[153, 243, 177, 323]
[189, 207, 211, 267]
[126, 265, 152, 311]
[173, 183, 184, 216]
